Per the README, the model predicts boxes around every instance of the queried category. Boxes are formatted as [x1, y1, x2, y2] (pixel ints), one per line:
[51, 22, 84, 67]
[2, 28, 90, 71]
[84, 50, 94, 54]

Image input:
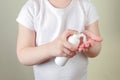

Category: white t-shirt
[16, 0, 99, 80]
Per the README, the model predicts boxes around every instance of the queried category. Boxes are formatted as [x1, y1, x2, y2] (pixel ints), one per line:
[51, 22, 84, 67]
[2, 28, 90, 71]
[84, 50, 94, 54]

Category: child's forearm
[84, 42, 102, 58]
[17, 42, 54, 66]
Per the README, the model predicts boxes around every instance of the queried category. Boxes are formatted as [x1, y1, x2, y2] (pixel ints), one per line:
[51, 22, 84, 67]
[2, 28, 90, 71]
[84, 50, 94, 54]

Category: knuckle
[65, 50, 71, 55]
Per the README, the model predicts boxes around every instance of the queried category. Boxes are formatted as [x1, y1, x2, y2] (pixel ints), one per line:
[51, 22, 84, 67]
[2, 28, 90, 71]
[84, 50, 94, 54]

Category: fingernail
[79, 48, 83, 52]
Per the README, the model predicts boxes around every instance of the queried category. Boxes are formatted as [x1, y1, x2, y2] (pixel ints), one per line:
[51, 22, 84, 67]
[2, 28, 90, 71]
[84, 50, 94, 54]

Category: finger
[84, 30, 102, 42]
[62, 45, 77, 58]
[79, 43, 85, 48]
[78, 44, 89, 52]
[79, 37, 83, 45]
[78, 48, 83, 52]
[84, 43, 90, 48]
[63, 41, 77, 51]
[62, 51, 75, 58]
[67, 52, 76, 58]
[62, 53, 68, 57]
[87, 39, 94, 47]
[64, 29, 79, 39]
[82, 48, 89, 53]
[62, 47, 74, 57]
[63, 48, 71, 55]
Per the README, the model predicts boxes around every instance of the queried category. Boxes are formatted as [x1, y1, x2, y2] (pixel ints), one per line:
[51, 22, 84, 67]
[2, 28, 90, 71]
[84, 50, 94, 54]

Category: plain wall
[0, 0, 120, 80]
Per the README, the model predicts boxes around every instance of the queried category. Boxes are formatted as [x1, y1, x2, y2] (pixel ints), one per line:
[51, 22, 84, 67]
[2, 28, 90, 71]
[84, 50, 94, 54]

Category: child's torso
[33, 0, 88, 80]
[34, 0, 86, 46]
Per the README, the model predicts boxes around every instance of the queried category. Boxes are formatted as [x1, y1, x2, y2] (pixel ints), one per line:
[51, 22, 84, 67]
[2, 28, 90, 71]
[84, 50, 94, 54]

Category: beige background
[0, 0, 120, 80]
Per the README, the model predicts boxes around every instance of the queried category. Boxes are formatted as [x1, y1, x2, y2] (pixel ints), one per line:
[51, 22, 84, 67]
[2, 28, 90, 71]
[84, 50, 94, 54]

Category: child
[16, 0, 102, 80]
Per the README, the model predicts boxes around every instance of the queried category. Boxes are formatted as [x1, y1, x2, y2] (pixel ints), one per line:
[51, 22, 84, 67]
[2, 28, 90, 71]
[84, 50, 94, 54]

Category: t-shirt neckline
[45, 0, 75, 12]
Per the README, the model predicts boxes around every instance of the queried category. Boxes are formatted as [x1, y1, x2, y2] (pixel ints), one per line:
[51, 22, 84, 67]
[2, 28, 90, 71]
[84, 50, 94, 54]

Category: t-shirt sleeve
[85, 1, 99, 26]
[16, 0, 35, 31]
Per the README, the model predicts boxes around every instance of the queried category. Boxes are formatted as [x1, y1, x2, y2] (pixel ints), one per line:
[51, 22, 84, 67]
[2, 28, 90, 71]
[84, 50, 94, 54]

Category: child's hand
[78, 38, 94, 53]
[50, 29, 78, 58]
[78, 30, 102, 53]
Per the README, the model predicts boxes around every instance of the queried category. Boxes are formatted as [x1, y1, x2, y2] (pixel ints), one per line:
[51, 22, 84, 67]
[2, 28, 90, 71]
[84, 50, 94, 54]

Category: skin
[48, 0, 72, 8]
[79, 21, 102, 57]
[16, 0, 102, 66]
